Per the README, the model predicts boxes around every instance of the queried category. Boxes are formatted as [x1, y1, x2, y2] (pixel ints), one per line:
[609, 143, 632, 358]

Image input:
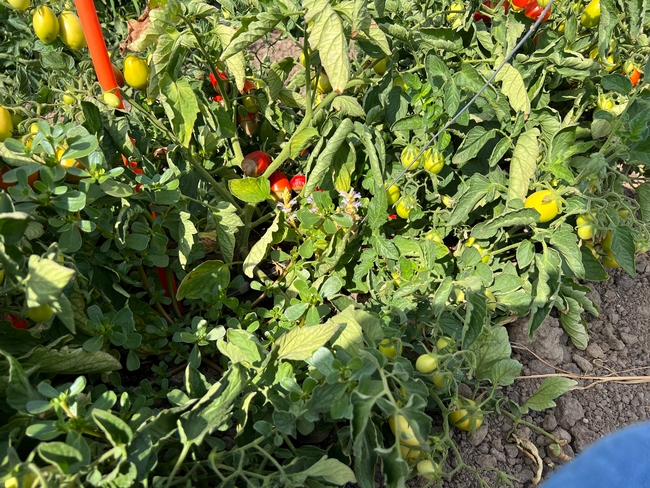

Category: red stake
[75, 0, 123, 109]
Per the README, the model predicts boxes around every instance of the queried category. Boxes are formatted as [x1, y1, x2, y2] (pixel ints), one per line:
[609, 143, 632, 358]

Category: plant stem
[137, 265, 174, 325]
[166, 266, 183, 319]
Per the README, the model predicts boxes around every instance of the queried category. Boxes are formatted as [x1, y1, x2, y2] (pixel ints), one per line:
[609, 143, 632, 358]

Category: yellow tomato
[379, 339, 400, 358]
[400, 445, 419, 464]
[389, 415, 420, 447]
[524, 190, 560, 223]
[576, 213, 595, 240]
[449, 398, 483, 431]
[583, 240, 599, 259]
[8, 0, 29, 10]
[124, 55, 150, 91]
[392, 75, 406, 90]
[416, 459, 440, 480]
[103, 91, 121, 108]
[0, 107, 13, 142]
[415, 354, 438, 373]
[465, 237, 490, 263]
[436, 336, 453, 352]
[618, 209, 629, 219]
[373, 58, 388, 75]
[485, 289, 497, 312]
[452, 287, 465, 303]
[440, 195, 453, 208]
[59, 11, 87, 50]
[33, 6, 60, 44]
[29, 123, 39, 134]
[423, 149, 444, 174]
[316, 71, 332, 94]
[581, 0, 601, 28]
[62, 93, 76, 105]
[386, 184, 400, 205]
[396, 200, 411, 219]
[601, 252, 620, 268]
[299, 48, 311, 67]
[432, 373, 445, 388]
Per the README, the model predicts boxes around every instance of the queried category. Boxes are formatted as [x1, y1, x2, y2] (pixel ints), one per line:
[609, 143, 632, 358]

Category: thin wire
[366, 0, 556, 224]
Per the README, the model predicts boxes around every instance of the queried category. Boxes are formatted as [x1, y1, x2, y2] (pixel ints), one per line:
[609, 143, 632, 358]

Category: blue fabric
[542, 421, 650, 488]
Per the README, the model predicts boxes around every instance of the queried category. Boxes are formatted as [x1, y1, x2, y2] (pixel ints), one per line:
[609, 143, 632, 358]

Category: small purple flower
[339, 188, 363, 215]
[276, 199, 297, 214]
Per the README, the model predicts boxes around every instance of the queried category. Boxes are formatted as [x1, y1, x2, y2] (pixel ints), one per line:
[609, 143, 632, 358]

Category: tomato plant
[0, 0, 648, 485]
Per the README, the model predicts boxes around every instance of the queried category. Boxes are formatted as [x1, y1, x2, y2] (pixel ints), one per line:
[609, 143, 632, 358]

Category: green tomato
[524, 190, 560, 223]
[389, 414, 419, 447]
[416, 459, 440, 480]
[449, 398, 484, 431]
[401, 144, 420, 170]
[242, 96, 261, 114]
[396, 200, 411, 219]
[485, 289, 497, 312]
[373, 57, 388, 75]
[379, 339, 400, 358]
[415, 354, 438, 373]
[465, 237, 490, 263]
[386, 185, 400, 205]
[103, 91, 121, 108]
[423, 148, 444, 174]
[27, 303, 54, 322]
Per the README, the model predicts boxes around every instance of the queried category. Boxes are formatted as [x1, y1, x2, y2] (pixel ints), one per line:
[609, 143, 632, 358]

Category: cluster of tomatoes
[509, 0, 552, 22]
[24, 2, 87, 50]
[209, 69, 262, 137]
[377, 336, 484, 479]
[241, 150, 305, 200]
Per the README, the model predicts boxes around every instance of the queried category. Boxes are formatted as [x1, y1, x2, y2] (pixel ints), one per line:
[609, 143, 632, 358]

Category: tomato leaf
[228, 177, 271, 203]
[508, 128, 540, 204]
[611, 225, 636, 277]
[494, 59, 530, 115]
[220, 11, 286, 62]
[523, 377, 577, 412]
[305, 0, 350, 93]
[276, 321, 341, 361]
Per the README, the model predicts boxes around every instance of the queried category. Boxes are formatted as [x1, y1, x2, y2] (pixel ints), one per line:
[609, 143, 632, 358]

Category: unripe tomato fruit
[242, 96, 261, 114]
[103, 91, 121, 108]
[33, 6, 60, 44]
[576, 214, 595, 240]
[299, 48, 312, 67]
[290, 174, 306, 192]
[29, 123, 39, 134]
[452, 287, 465, 303]
[449, 398, 484, 431]
[432, 373, 445, 388]
[237, 113, 259, 137]
[317, 71, 332, 94]
[396, 200, 411, 219]
[0, 107, 13, 142]
[415, 354, 438, 373]
[241, 150, 270, 177]
[601, 231, 620, 268]
[11, 113, 22, 128]
[581, 0, 600, 27]
[400, 445, 419, 464]
[63, 93, 76, 105]
[437, 336, 453, 352]
[269, 171, 291, 201]
[124, 55, 150, 91]
[423, 149, 444, 174]
[373, 58, 388, 75]
[485, 290, 497, 311]
[386, 184, 400, 205]
[27, 303, 54, 322]
[596, 94, 613, 111]
[59, 11, 87, 50]
[392, 75, 406, 90]
[400, 144, 420, 170]
[416, 460, 440, 480]
[378, 338, 400, 358]
[389, 414, 420, 447]
[112, 64, 125, 87]
[8, 0, 29, 10]
[0, 269, 4, 283]
[465, 237, 490, 263]
[524, 190, 559, 223]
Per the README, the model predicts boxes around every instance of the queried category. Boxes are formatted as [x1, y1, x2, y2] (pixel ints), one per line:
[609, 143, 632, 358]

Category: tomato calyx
[290, 174, 306, 192]
[241, 150, 271, 177]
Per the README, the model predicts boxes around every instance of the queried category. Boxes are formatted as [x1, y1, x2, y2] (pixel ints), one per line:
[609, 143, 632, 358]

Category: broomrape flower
[339, 189, 363, 215]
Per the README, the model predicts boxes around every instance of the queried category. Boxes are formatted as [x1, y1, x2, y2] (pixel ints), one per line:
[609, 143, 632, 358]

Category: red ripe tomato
[290, 174, 306, 192]
[474, 0, 492, 21]
[209, 70, 228, 89]
[388, 213, 398, 220]
[269, 171, 291, 200]
[213, 94, 224, 104]
[511, 0, 529, 9]
[241, 150, 271, 177]
[240, 79, 256, 94]
[524, 0, 551, 21]
[5, 314, 28, 330]
[629, 67, 642, 86]
[0, 165, 38, 189]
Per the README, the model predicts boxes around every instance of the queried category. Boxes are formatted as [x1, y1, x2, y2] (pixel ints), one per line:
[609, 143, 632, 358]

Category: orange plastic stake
[74, 0, 123, 109]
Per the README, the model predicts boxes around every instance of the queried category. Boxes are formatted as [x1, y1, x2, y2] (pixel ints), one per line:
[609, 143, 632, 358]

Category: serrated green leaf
[508, 129, 539, 203]
[523, 377, 577, 411]
[276, 321, 340, 361]
[228, 177, 271, 203]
